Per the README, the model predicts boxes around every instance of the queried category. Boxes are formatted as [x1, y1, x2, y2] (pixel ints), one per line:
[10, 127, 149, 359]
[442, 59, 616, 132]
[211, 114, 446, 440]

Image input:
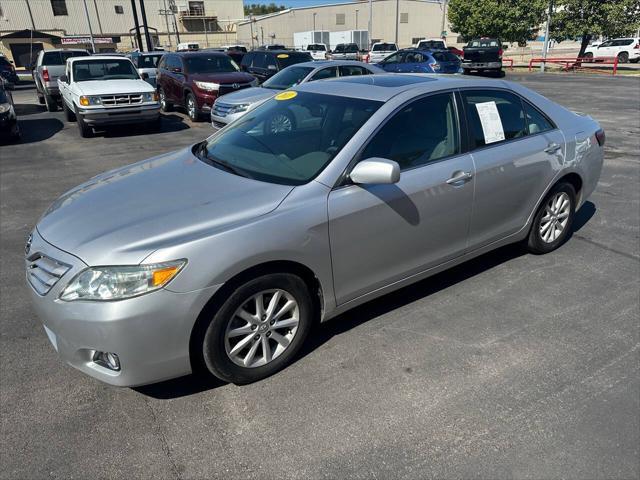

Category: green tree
[244, 3, 286, 16]
[550, 0, 640, 57]
[448, 0, 547, 44]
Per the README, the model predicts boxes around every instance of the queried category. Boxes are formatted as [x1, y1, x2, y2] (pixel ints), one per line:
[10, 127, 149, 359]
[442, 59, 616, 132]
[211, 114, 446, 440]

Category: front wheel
[63, 101, 76, 121]
[527, 182, 576, 254]
[199, 273, 313, 384]
[76, 111, 93, 138]
[185, 93, 200, 122]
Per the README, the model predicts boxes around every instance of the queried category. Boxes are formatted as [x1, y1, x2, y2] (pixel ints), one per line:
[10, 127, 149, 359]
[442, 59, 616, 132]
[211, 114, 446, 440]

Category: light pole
[355, 9, 359, 30]
[541, 0, 553, 73]
[313, 13, 317, 31]
[440, 0, 448, 39]
[368, 0, 372, 48]
[82, 0, 96, 53]
[394, 0, 399, 45]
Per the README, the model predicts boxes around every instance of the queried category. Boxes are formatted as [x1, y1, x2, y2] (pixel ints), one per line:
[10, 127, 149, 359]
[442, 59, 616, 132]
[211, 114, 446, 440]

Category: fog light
[93, 351, 121, 371]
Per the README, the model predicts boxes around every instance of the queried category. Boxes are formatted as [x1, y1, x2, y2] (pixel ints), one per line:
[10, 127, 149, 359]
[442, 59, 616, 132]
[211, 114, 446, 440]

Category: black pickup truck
[462, 38, 504, 76]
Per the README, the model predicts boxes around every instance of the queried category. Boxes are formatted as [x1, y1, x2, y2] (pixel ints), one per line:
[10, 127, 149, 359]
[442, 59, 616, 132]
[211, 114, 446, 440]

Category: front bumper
[0, 111, 17, 132]
[78, 104, 160, 126]
[462, 61, 502, 70]
[210, 109, 246, 129]
[25, 229, 220, 387]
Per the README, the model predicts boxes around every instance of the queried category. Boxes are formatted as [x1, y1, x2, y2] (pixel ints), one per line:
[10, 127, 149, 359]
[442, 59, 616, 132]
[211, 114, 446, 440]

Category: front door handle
[446, 171, 473, 185]
[544, 143, 562, 154]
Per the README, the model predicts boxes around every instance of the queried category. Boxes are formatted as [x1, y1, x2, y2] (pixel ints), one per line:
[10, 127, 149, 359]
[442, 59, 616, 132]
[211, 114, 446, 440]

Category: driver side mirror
[58, 74, 68, 84]
[350, 158, 400, 185]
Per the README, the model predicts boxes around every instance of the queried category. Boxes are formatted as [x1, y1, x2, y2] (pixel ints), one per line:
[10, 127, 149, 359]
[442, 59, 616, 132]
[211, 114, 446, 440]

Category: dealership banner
[62, 37, 114, 44]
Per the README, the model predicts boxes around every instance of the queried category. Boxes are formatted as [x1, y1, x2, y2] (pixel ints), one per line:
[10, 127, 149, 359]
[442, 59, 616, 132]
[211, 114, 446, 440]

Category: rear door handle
[544, 143, 562, 154]
[446, 171, 473, 185]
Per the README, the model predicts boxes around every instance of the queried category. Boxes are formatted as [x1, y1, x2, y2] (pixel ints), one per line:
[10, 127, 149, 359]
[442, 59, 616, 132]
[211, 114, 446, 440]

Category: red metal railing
[528, 56, 619, 75]
[502, 58, 514, 70]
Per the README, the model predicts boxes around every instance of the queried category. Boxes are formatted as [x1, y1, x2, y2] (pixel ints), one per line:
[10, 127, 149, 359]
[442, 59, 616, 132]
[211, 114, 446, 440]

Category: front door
[328, 92, 475, 305]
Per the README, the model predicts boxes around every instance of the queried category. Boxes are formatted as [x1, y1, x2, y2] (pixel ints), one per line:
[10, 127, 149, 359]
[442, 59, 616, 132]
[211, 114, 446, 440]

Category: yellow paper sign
[277, 54, 289, 58]
[275, 91, 297, 101]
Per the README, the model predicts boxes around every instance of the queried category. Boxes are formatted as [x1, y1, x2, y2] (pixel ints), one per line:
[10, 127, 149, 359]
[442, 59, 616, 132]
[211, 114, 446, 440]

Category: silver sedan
[210, 60, 383, 129]
[27, 74, 604, 386]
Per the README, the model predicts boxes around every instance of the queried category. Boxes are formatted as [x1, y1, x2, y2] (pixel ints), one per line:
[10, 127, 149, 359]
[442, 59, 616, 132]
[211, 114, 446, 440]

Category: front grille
[212, 120, 227, 129]
[100, 94, 143, 106]
[218, 83, 252, 97]
[26, 253, 71, 296]
[212, 102, 233, 118]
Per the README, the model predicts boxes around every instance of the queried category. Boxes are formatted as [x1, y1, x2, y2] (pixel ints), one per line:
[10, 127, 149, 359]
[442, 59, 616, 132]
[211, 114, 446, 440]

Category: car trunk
[463, 46, 501, 63]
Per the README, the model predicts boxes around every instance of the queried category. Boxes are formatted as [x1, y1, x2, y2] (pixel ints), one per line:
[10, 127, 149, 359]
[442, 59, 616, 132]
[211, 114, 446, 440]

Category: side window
[381, 52, 402, 64]
[360, 93, 460, 170]
[523, 101, 554, 135]
[404, 52, 425, 63]
[252, 53, 267, 69]
[310, 66, 337, 81]
[462, 89, 527, 148]
[339, 65, 369, 76]
[158, 56, 166, 69]
[240, 52, 253, 68]
[266, 54, 277, 70]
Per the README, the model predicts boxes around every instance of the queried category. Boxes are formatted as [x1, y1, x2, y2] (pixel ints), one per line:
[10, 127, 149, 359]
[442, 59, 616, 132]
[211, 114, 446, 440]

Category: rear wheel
[44, 93, 57, 112]
[617, 52, 629, 64]
[199, 273, 313, 384]
[527, 182, 576, 254]
[37, 93, 45, 105]
[583, 52, 594, 61]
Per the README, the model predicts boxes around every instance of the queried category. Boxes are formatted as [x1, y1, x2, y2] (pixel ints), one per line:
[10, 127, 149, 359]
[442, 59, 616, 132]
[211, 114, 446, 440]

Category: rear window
[42, 50, 89, 65]
[137, 54, 162, 68]
[185, 54, 239, 73]
[372, 43, 397, 51]
[418, 40, 445, 49]
[276, 52, 313, 68]
[431, 51, 460, 62]
[467, 39, 501, 48]
[307, 44, 326, 51]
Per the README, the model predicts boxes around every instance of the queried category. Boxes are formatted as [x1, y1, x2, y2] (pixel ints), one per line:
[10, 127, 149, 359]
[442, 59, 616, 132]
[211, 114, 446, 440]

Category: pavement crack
[573, 234, 640, 261]
[143, 397, 181, 480]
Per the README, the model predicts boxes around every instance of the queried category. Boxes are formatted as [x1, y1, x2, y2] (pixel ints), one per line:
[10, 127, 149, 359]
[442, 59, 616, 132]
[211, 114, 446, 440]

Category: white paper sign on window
[475, 101, 505, 144]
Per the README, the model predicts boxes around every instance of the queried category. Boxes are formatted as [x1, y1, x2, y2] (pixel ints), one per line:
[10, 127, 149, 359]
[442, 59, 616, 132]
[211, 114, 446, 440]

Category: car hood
[76, 79, 154, 95]
[189, 72, 255, 84]
[37, 147, 294, 266]
[216, 87, 275, 105]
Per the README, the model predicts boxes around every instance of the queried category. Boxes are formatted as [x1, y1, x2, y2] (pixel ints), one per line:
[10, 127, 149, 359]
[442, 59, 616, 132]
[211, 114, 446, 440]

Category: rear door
[378, 51, 404, 72]
[399, 51, 428, 73]
[460, 88, 565, 249]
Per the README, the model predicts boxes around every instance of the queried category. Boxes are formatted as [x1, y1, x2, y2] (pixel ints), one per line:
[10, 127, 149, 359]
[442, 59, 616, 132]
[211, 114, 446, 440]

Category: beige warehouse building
[237, 0, 457, 50]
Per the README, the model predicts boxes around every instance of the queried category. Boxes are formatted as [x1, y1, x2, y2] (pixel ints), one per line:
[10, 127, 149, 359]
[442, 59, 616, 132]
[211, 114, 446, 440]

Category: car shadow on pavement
[135, 202, 597, 400]
[14, 103, 46, 116]
[8, 118, 64, 144]
[94, 114, 191, 138]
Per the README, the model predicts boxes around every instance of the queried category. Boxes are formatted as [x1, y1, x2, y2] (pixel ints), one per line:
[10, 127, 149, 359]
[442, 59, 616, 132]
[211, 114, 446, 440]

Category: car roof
[294, 60, 371, 68]
[294, 74, 509, 101]
[174, 51, 227, 56]
[43, 48, 88, 53]
[67, 55, 130, 63]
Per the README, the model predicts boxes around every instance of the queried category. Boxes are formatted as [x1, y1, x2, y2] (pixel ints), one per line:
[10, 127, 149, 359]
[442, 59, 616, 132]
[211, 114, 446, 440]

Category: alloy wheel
[224, 289, 300, 368]
[539, 191, 571, 243]
[187, 96, 196, 119]
[269, 113, 292, 133]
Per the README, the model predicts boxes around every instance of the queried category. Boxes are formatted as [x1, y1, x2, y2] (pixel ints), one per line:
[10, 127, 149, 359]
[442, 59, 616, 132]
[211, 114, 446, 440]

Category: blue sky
[244, 0, 351, 7]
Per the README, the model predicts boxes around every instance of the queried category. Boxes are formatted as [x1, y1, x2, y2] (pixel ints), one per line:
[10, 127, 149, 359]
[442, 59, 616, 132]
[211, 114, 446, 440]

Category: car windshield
[276, 53, 313, 68]
[185, 55, 239, 73]
[263, 66, 314, 90]
[196, 91, 382, 185]
[467, 39, 500, 47]
[43, 50, 89, 65]
[418, 40, 445, 49]
[138, 54, 163, 68]
[307, 44, 326, 51]
[72, 59, 139, 81]
[372, 43, 397, 51]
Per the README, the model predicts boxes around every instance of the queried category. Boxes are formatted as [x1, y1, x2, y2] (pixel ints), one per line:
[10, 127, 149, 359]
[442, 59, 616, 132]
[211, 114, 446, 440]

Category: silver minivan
[26, 75, 604, 387]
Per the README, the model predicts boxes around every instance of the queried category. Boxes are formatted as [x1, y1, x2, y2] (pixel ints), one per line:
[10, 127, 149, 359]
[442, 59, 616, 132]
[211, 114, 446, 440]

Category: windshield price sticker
[277, 54, 289, 59]
[275, 91, 297, 101]
[475, 101, 505, 144]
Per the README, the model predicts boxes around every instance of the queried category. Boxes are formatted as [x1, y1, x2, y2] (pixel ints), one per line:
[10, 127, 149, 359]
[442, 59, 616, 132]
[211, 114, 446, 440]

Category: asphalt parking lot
[1, 73, 639, 479]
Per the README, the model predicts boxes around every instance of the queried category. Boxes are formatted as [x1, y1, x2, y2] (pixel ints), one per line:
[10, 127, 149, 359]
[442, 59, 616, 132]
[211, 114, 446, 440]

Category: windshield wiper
[195, 141, 253, 179]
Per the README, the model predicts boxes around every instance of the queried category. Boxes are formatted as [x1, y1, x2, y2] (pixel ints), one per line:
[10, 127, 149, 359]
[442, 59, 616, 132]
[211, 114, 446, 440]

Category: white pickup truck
[58, 56, 160, 137]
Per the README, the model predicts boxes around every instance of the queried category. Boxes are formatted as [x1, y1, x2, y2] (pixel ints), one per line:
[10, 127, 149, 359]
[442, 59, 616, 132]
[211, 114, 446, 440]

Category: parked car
[584, 37, 640, 63]
[240, 50, 312, 84]
[366, 42, 398, 63]
[211, 60, 382, 128]
[32, 49, 90, 110]
[177, 42, 200, 52]
[128, 51, 164, 87]
[462, 38, 504, 76]
[221, 45, 248, 53]
[157, 51, 257, 122]
[447, 46, 464, 59]
[0, 82, 20, 142]
[330, 43, 361, 60]
[257, 44, 287, 51]
[57, 56, 160, 137]
[377, 48, 461, 74]
[416, 38, 447, 50]
[26, 74, 604, 387]
[305, 43, 328, 60]
[0, 55, 19, 87]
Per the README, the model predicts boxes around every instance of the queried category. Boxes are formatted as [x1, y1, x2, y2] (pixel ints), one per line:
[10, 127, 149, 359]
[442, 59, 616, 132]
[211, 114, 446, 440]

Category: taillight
[634, 42, 640, 49]
[42, 67, 50, 82]
[498, 48, 503, 58]
[595, 129, 606, 146]
[364, 54, 370, 63]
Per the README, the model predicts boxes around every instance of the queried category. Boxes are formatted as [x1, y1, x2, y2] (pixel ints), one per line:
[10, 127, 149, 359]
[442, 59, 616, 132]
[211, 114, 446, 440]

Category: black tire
[526, 182, 576, 254]
[37, 93, 45, 105]
[159, 87, 172, 112]
[583, 52, 594, 61]
[76, 111, 93, 138]
[185, 92, 200, 122]
[44, 94, 57, 112]
[462, 69, 470, 75]
[63, 101, 76, 121]
[617, 52, 629, 64]
[199, 273, 313, 384]
[630, 58, 639, 64]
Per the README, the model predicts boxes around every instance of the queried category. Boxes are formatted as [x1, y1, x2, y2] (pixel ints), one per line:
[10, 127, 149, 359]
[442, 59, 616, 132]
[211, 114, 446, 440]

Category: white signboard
[62, 37, 113, 45]
[475, 101, 505, 144]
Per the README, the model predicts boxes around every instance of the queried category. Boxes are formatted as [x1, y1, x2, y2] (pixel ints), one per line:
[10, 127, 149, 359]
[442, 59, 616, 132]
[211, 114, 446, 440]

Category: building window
[115, 5, 124, 14]
[412, 37, 425, 45]
[51, 0, 68, 16]
[336, 13, 345, 25]
[400, 13, 408, 23]
[188, 1, 205, 16]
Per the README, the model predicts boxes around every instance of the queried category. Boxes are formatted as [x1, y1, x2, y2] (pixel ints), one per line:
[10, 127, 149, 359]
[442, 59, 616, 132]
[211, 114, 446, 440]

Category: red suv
[157, 51, 257, 122]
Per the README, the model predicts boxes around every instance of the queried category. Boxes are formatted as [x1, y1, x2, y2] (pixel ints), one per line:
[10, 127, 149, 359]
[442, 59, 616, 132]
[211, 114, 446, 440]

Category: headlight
[229, 103, 250, 114]
[250, 78, 259, 87]
[0, 102, 10, 114]
[195, 81, 220, 91]
[143, 92, 158, 102]
[79, 96, 102, 106]
[59, 260, 186, 302]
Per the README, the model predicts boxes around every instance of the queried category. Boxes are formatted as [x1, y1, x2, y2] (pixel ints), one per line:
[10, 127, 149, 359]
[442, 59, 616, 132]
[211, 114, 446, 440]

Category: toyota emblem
[25, 233, 32, 256]
[232, 83, 240, 89]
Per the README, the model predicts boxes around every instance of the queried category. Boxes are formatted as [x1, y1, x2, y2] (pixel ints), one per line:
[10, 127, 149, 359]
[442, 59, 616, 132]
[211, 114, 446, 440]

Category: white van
[177, 42, 200, 52]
